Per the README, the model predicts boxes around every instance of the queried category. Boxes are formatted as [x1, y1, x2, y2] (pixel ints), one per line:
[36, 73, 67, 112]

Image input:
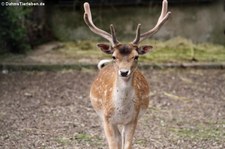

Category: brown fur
[90, 51, 150, 149]
[90, 64, 150, 119]
[85, 1, 170, 148]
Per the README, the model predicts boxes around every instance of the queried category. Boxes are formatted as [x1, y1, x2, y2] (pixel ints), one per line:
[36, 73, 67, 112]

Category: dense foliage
[0, 6, 31, 53]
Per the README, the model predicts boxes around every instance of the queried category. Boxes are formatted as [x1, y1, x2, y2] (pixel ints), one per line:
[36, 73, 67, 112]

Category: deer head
[84, 0, 171, 79]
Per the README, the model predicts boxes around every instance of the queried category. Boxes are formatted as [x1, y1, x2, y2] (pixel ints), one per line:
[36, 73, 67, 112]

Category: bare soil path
[0, 69, 225, 149]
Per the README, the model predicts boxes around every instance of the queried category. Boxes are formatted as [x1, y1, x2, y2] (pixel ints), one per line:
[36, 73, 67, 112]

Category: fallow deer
[83, 1, 171, 149]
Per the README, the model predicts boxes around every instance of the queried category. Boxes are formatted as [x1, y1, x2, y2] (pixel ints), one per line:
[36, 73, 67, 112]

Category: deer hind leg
[103, 118, 121, 149]
[121, 119, 138, 149]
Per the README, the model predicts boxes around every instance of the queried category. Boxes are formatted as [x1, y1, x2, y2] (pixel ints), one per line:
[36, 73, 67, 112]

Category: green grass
[55, 133, 103, 146]
[140, 37, 225, 62]
[56, 136, 71, 145]
[74, 132, 103, 146]
[61, 40, 105, 59]
[170, 121, 225, 141]
[59, 37, 225, 63]
[1, 37, 225, 64]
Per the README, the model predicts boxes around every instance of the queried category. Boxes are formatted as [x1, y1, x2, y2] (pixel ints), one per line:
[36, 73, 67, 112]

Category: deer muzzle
[119, 69, 131, 77]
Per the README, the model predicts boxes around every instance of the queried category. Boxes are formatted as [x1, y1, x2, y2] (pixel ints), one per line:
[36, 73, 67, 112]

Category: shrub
[0, 6, 31, 54]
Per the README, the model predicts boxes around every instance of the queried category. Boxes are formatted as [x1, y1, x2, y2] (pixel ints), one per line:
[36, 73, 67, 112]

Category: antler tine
[83, 2, 119, 46]
[132, 0, 171, 44]
[132, 24, 141, 45]
[140, 0, 171, 42]
[110, 24, 119, 45]
[159, 0, 168, 21]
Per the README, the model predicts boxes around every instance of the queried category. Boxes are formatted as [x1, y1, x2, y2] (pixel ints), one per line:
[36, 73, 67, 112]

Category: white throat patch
[111, 76, 136, 124]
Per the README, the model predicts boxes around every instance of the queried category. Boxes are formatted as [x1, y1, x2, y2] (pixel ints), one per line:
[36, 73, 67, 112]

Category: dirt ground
[0, 68, 224, 149]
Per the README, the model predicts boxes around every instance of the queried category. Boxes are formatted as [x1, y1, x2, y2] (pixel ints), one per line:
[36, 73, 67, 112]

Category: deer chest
[110, 87, 137, 125]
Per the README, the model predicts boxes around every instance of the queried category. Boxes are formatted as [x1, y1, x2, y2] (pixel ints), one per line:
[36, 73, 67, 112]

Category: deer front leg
[122, 119, 138, 149]
[103, 118, 121, 149]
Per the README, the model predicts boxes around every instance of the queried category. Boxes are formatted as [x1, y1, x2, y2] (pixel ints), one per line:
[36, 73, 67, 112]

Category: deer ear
[97, 43, 113, 54]
[137, 45, 153, 55]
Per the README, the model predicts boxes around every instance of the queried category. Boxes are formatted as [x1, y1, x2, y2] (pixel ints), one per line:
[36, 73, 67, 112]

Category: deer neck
[110, 69, 137, 124]
[114, 71, 135, 101]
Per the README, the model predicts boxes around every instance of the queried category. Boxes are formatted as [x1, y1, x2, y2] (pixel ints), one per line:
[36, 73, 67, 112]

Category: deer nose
[119, 69, 130, 77]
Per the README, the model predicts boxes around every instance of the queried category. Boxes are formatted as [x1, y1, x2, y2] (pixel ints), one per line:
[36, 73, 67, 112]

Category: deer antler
[83, 2, 119, 46]
[132, 0, 171, 45]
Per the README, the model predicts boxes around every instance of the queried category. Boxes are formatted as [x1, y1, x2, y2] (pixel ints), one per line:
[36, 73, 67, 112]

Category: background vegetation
[0, 0, 52, 54]
[0, 5, 31, 53]
[0, 0, 224, 63]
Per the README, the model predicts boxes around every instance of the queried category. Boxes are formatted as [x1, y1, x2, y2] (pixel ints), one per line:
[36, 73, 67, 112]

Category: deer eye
[134, 56, 139, 60]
